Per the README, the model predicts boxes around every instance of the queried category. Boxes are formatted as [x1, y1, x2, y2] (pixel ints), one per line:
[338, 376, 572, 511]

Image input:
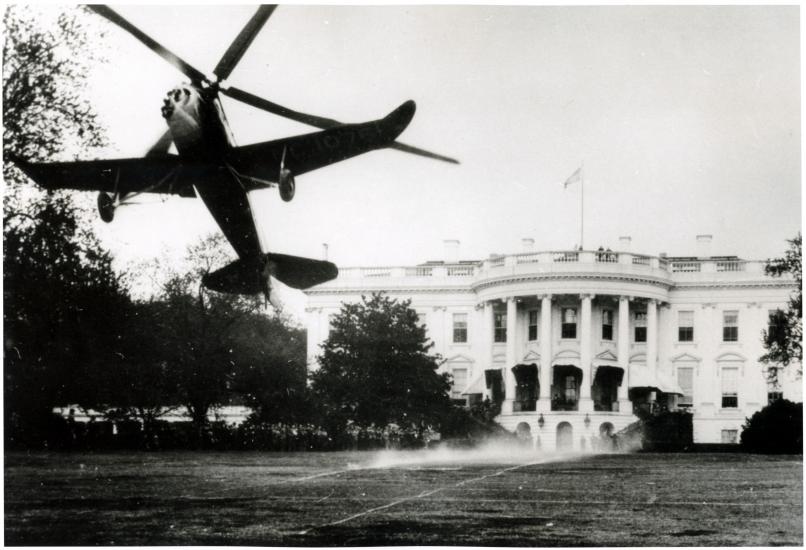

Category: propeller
[87, 4, 459, 164]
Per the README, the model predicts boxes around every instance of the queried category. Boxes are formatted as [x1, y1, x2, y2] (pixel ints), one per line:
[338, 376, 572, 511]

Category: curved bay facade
[303, 243, 801, 450]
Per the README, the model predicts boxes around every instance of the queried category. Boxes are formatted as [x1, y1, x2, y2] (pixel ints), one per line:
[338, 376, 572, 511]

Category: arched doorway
[556, 422, 573, 450]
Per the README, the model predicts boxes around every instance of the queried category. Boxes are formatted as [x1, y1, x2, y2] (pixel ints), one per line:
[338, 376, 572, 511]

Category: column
[617, 296, 633, 413]
[647, 299, 658, 375]
[482, 301, 494, 401]
[502, 297, 518, 414]
[305, 306, 321, 371]
[537, 294, 553, 412]
[579, 294, 594, 411]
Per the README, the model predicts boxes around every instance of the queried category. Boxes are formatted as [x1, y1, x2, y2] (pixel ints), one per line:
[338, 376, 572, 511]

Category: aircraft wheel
[97, 192, 115, 223]
[279, 169, 295, 202]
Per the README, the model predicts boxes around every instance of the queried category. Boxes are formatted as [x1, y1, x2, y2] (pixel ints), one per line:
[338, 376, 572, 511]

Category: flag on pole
[563, 166, 583, 188]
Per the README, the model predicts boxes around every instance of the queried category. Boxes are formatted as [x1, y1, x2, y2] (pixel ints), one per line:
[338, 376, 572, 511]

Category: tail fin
[202, 253, 338, 296]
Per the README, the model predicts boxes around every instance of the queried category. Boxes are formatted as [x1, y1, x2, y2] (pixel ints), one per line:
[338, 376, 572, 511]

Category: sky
[72, 5, 800, 314]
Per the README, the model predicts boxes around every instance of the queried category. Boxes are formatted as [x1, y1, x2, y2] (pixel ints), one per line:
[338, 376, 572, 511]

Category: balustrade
[317, 251, 770, 287]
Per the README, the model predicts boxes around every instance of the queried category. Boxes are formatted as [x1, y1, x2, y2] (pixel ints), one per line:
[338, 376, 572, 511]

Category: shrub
[741, 399, 802, 454]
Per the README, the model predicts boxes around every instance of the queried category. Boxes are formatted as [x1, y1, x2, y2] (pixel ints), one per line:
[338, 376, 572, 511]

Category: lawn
[4, 448, 802, 546]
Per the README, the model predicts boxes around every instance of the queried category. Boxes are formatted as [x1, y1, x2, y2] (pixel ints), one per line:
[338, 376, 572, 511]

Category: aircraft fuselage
[161, 84, 266, 263]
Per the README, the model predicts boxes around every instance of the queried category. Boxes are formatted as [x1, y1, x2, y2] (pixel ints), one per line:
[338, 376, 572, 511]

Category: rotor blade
[145, 129, 174, 157]
[222, 86, 342, 128]
[86, 5, 209, 84]
[222, 86, 460, 164]
[389, 142, 460, 164]
[213, 5, 277, 82]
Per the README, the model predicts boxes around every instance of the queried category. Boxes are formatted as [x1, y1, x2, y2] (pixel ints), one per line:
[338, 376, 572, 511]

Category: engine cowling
[97, 192, 115, 223]
[279, 168, 295, 202]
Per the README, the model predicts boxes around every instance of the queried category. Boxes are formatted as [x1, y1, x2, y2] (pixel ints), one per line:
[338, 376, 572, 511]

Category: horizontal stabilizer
[202, 253, 337, 295]
[202, 257, 266, 295]
[267, 253, 338, 290]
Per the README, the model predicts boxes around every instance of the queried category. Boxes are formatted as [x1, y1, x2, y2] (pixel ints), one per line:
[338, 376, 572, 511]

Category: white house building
[303, 236, 801, 450]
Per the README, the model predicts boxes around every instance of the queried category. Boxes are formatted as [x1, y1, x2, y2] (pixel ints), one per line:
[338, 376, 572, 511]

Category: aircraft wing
[6, 154, 215, 198]
[229, 100, 416, 184]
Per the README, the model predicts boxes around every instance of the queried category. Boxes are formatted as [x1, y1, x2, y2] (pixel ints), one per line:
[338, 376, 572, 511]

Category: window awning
[629, 365, 684, 395]
[461, 373, 487, 395]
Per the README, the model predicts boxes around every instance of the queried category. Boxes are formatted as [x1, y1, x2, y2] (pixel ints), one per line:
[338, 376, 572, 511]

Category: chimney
[696, 234, 713, 259]
[618, 236, 632, 251]
[322, 243, 329, 261]
[443, 239, 460, 263]
[521, 238, 535, 252]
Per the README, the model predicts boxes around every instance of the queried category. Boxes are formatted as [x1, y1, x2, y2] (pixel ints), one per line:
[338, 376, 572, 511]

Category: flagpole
[580, 163, 584, 250]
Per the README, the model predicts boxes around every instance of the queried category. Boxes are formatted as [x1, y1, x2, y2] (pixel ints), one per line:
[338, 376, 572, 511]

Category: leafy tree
[92, 301, 180, 445]
[3, 5, 106, 215]
[231, 312, 309, 424]
[152, 235, 262, 442]
[310, 293, 452, 439]
[141, 235, 308, 443]
[2, 6, 124, 446]
[3, 195, 130, 446]
[741, 399, 802, 454]
[761, 234, 802, 382]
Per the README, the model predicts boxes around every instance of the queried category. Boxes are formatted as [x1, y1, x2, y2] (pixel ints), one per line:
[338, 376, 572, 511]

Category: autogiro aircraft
[10, 5, 456, 305]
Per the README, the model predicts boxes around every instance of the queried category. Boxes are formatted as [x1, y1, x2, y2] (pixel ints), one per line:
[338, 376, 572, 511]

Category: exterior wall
[304, 250, 800, 449]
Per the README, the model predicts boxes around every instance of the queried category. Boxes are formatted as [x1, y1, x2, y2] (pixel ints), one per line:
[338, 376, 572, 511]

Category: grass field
[4, 447, 802, 546]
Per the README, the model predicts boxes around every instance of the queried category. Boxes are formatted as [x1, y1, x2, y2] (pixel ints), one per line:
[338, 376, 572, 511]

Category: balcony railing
[513, 399, 537, 412]
[313, 250, 770, 288]
[405, 266, 433, 277]
[671, 261, 701, 273]
[447, 266, 474, 277]
[716, 260, 745, 272]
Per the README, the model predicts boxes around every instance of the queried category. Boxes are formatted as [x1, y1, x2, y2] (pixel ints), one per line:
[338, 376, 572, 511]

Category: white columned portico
[647, 299, 658, 375]
[502, 297, 518, 414]
[579, 293, 594, 412]
[617, 296, 633, 413]
[537, 294, 553, 412]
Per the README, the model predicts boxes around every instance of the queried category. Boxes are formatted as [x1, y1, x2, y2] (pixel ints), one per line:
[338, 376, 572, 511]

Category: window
[452, 313, 468, 343]
[634, 311, 647, 343]
[561, 308, 577, 339]
[723, 310, 739, 342]
[721, 367, 739, 408]
[494, 312, 507, 343]
[528, 310, 538, 341]
[451, 368, 468, 400]
[601, 309, 613, 340]
[720, 429, 738, 444]
[677, 367, 694, 407]
[768, 391, 783, 405]
[767, 309, 785, 343]
[767, 366, 782, 404]
[678, 310, 694, 342]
